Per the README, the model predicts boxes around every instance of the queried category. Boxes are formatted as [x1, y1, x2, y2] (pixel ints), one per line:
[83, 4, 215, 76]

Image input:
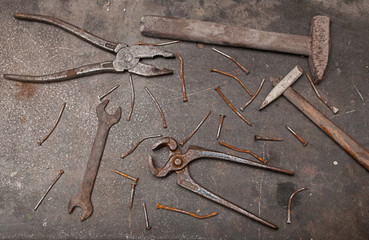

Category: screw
[254, 135, 284, 141]
[34, 170, 64, 211]
[143, 202, 151, 230]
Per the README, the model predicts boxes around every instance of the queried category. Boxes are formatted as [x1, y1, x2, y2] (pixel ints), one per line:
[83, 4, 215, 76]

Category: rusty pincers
[148, 137, 294, 229]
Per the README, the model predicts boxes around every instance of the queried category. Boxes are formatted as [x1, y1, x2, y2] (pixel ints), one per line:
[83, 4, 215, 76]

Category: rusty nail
[143, 202, 151, 230]
[37, 102, 66, 146]
[98, 84, 119, 100]
[34, 170, 64, 211]
[144, 86, 167, 128]
[216, 114, 225, 140]
[211, 68, 252, 96]
[212, 47, 249, 74]
[240, 78, 265, 111]
[176, 52, 187, 102]
[305, 72, 339, 114]
[129, 183, 136, 209]
[180, 110, 211, 146]
[254, 135, 284, 142]
[126, 74, 135, 121]
[157, 203, 218, 219]
[286, 125, 308, 146]
[218, 140, 267, 164]
[287, 187, 308, 224]
[214, 86, 252, 126]
[138, 40, 180, 46]
[121, 134, 163, 159]
[113, 169, 138, 183]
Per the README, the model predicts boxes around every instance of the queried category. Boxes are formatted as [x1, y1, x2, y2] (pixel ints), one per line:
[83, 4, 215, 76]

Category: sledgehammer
[140, 15, 330, 84]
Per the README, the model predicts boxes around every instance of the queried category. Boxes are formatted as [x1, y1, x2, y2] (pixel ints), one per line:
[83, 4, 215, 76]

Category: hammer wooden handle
[282, 86, 369, 171]
[140, 15, 310, 55]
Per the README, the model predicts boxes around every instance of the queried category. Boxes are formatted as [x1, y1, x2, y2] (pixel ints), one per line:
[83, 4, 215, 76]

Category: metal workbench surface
[0, 0, 368, 239]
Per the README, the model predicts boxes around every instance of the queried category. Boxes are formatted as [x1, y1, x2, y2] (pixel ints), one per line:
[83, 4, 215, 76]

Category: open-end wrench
[68, 100, 121, 221]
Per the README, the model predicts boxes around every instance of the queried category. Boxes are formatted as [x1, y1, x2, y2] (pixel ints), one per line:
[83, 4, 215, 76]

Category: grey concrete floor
[0, 0, 368, 239]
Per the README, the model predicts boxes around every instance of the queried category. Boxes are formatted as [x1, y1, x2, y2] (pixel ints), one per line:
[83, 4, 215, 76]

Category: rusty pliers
[148, 137, 294, 229]
[3, 13, 174, 83]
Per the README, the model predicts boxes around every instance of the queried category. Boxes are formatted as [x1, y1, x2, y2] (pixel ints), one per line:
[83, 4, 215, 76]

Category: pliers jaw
[113, 45, 175, 77]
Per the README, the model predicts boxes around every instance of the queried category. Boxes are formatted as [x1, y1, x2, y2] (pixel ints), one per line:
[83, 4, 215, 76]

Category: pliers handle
[3, 13, 174, 83]
[148, 137, 294, 229]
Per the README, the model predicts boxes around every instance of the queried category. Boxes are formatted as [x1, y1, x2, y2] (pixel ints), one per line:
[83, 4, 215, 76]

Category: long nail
[157, 203, 218, 219]
[113, 169, 138, 183]
[286, 125, 308, 146]
[214, 86, 252, 126]
[126, 75, 135, 121]
[143, 202, 151, 230]
[145, 86, 167, 128]
[129, 183, 136, 209]
[240, 78, 265, 111]
[98, 84, 119, 100]
[176, 52, 187, 102]
[211, 68, 252, 96]
[34, 170, 64, 211]
[121, 134, 163, 159]
[37, 102, 66, 146]
[180, 110, 211, 146]
[254, 135, 283, 141]
[212, 47, 249, 74]
[216, 115, 225, 140]
[287, 187, 308, 224]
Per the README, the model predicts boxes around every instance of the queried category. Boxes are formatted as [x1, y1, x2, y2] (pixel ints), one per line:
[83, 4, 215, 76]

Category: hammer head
[309, 16, 330, 84]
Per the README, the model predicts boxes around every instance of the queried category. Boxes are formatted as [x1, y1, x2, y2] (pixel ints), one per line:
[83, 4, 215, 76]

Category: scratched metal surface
[0, 0, 368, 239]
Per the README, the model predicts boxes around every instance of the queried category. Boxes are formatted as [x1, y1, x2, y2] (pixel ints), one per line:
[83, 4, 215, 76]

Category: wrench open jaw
[68, 100, 121, 221]
[148, 137, 294, 229]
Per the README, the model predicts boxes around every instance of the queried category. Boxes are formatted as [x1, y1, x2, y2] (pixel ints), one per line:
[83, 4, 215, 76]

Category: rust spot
[67, 69, 77, 78]
[15, 82, 36, 99]
[19, 117, 27, 123]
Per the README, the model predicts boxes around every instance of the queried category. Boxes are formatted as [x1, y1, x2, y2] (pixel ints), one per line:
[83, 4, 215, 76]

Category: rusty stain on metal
[176, 52, 188, 102]
[148, 137, 295, 229]
[126, 75, 135, 121]
[113, 169, 139, 183]
[216, 115, 225, 140]
[254, 135, 283, 142]
[286, 125, 308, 147]
[287, 187, 308, 224]
[34, 170, 64, 211]
[271, 78, 369, 171]
[260, 66, 303, 110]
[121, 134, 163, 159]
[218, 140, 267, 164]
[98, 84, 119, 100]
[240, 78, 265, 111]
[144, 86, 167, 128]
[157, 203, 218, 219]
[37, 102, 66, 146]
[214, 86, 252, 126]
[305, 72, 339, 114]
[180, 111, 211, 146]
[140, 15, 330, 83]
[212, 47, 249, 74]
[138, 40, 180, 46]
[211, 68, 252, 96]
[68, 100, 121, 221]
